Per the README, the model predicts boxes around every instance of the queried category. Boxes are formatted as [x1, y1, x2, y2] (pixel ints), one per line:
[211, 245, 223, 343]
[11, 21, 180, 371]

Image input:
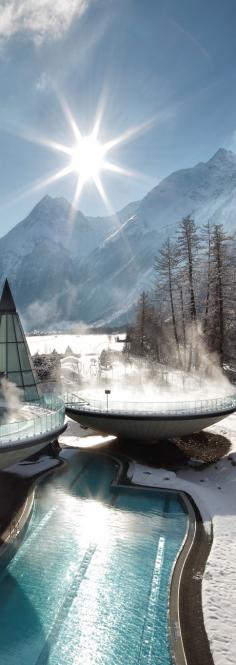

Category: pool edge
[0, 447, 214, 665]
[0, 456, 68, 568]
[108, 452, 214, 665]
[0, 489, 35, 570]
[168, 492, 196, 665]
[172, 492, 214, 665]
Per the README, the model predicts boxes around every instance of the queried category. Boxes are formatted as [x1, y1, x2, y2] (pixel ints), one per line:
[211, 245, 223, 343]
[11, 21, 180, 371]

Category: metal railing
[0, 394, 65, 446]
[63, 392, 236, 417]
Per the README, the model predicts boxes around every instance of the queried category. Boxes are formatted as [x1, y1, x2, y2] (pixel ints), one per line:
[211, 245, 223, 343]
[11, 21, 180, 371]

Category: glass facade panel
[7, 344, 20, 371]
[0, 316, 6, 344]
[22, 371, 35, 386]
[7, 315, 16, 343]
[0, 295, 40, 400]
[0, 345, 6, 373]
[8, 371, 23, 387]
[14, 318, 24, 342]
[18, 343, 31, 371]
[24, 386, 39, 401]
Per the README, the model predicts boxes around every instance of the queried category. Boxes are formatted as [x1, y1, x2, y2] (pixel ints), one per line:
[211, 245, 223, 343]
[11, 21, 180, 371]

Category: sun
[70, 134, 106, 182]
[14, 98, 155, 213]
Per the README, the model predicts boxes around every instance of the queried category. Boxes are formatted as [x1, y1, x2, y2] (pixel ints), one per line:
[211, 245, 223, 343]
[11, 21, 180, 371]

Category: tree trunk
[168, 260, 181, 366]
[216, 235, 224, 365]
[203, 222, 211, 334]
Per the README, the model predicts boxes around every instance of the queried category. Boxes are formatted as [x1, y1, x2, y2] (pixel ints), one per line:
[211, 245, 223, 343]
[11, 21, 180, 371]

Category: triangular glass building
[0, 279, 40, 401]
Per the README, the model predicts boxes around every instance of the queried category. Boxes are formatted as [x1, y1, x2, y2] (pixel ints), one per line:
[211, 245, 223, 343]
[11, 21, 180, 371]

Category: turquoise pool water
[0, 451, 187, 665]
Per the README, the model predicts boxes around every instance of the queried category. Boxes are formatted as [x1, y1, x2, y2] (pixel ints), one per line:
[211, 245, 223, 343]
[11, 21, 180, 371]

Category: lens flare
[1, 95, 157, 220]
[70, 135, 106, 182]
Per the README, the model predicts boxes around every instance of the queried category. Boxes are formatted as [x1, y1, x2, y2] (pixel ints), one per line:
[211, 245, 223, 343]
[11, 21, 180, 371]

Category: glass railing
[0, 394, 65, 446]
[63, 392, 236, 416]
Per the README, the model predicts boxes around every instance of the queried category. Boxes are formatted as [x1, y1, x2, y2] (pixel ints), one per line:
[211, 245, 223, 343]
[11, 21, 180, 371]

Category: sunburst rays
[1, 95, 157, 220]
[28, 109, 154, 209]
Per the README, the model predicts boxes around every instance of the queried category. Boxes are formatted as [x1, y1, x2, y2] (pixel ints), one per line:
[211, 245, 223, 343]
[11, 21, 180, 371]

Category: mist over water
[0, 377, 41, 425]
[0, 377, 29, 424]
[60, 346, 234, 407]
[26, 333, 236, 412]
[79, 366, 233, 406]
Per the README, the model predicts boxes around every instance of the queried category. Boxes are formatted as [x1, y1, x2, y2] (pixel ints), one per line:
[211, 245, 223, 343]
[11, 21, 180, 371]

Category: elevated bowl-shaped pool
[64, 392, 236, 443]
[0, 394, 66, 469]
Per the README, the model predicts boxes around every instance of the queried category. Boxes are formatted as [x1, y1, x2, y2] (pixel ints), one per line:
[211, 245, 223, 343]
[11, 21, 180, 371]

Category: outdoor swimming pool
[0, 451, 187, 665]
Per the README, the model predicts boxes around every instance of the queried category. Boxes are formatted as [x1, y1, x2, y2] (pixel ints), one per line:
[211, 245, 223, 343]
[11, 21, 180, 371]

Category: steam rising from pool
[69, 357, 234, 409]
[0, 377, 43, 425]
[28, 331, 235, 412]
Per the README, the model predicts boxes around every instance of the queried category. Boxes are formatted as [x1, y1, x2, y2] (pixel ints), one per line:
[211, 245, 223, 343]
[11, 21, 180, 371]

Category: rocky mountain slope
[1, 148, 236, 328]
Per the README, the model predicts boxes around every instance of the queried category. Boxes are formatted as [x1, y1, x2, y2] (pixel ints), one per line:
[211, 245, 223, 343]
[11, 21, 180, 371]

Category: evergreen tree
[201, 221, 212, 334]
[154, 238, 181, 363]
[177, 216, 200, 322]
[126, 216, 236, 372]
[207, 224, 234, 365]
[123, 292, 163, 362]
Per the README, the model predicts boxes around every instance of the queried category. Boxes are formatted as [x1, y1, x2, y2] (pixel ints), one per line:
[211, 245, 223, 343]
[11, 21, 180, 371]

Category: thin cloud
[0, 0, 89, 46]
[35, 72, 51, 92]
[170, 18, 210, 61]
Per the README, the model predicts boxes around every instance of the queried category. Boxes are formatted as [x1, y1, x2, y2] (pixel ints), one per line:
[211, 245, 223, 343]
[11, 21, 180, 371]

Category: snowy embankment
[60, 413, 236, 665]
[128, 413, 236, 665]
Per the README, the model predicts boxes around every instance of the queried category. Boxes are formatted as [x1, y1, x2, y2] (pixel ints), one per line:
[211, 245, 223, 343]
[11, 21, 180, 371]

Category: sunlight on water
[0, 453, 187, 665]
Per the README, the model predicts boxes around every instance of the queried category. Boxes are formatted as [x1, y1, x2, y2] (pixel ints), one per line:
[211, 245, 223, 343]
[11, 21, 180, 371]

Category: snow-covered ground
[6, 455, 61, 477]
[59, 413, 236, 665]
[27, 333, 123, 357]
[27, 333, 124, 381]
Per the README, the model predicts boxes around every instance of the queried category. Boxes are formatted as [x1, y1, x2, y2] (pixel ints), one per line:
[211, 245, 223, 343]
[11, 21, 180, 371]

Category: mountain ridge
[1, 147, 236, 329]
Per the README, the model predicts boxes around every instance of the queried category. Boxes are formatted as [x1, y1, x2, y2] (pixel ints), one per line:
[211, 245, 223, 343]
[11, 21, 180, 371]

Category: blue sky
[1, 0, 236, 234]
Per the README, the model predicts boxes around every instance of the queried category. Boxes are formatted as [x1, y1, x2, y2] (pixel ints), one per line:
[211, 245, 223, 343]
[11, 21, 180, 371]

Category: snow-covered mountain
[1, 148, 236, 328]
[67, 147, 236, 326]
